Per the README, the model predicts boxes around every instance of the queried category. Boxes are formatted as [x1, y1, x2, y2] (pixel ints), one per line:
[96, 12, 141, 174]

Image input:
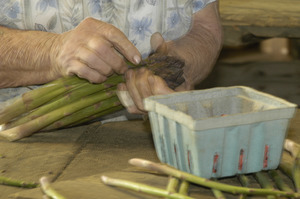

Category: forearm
[170, 2, 223, 89]
[0, 26, 60, 88]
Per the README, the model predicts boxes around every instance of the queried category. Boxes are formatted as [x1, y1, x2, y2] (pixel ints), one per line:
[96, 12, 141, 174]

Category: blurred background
[197, 0, 300, 107]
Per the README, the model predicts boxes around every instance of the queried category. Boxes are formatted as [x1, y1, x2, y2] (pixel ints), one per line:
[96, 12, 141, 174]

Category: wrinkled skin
[118, 2, 223, 114]
[0, 18, 141, 87]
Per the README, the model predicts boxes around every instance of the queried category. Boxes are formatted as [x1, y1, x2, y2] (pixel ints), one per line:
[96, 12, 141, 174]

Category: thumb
[150, 32, 168, 54]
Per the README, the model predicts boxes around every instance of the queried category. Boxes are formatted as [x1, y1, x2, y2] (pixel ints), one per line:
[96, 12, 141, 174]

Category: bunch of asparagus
[0, 55, 185, 141]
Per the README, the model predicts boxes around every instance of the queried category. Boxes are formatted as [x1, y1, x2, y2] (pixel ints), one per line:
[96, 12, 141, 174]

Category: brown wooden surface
[219, 0, 300, 46]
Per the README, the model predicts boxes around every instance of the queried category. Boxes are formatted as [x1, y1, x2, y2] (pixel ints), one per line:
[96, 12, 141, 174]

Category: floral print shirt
[0, 0, 215, 102]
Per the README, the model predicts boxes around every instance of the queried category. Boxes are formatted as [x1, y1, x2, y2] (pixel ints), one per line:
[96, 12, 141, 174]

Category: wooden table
[219, 0, 300, 46]
[0, 109, 299, 198]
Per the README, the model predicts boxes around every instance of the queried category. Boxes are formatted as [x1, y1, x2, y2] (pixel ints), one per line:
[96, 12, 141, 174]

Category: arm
[0, 17, 141, 88]
[118, 1, 223, 113]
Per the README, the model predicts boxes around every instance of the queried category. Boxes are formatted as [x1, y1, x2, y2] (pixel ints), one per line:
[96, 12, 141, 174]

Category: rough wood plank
[220, 0, 300, 27]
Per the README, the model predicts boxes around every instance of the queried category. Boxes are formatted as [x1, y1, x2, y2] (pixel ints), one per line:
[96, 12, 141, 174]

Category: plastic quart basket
[144, 86, 297, 179]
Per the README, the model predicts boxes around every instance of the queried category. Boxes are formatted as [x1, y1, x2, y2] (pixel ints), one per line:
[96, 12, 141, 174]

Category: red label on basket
[263, 145, 269, 168]
[212, 153, 219, 173]
[238, 149, 244, 171]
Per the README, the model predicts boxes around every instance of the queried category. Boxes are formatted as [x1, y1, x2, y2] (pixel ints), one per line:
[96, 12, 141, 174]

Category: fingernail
[133, 55, 141, 64]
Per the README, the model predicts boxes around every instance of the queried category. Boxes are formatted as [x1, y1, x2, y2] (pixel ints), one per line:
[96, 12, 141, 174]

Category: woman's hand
[52, 17, 141, 83]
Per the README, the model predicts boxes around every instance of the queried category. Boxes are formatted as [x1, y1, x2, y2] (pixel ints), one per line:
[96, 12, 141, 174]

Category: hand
[52, 17, 141, 83]
[117, 33, 175, 114]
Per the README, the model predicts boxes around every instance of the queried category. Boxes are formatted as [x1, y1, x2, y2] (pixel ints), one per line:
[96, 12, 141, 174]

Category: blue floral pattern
[36, 0, 57, 12]
[131, 17, 152, 41]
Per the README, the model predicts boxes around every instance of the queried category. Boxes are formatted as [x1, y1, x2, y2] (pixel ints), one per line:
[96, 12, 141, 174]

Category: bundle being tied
[0, 54, 185, 141]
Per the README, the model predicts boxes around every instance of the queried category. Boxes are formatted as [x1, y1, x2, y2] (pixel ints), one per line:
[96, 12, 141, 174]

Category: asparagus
[178, 181, 189, 195]
[166, 177, 179, 194]
[0, 175, 38, 188]
[0, 87, 117, 141]
[253, 172, 276, 199]
[2, 76, 123, 130]
[0, 76, 86, 124]
[101, 175, 194, 199]
[211, 179, 226, 199]
[42, 96, 121, 131]
[237, 175, 249, 199]
[40, 176, 66, 199]
[65, 105, 123, 128]
[268, 170, 294, 193]
[129, 158, 299, 197]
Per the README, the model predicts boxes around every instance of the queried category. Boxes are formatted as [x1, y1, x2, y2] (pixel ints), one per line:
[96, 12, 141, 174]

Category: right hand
[51, 17, 141, 83]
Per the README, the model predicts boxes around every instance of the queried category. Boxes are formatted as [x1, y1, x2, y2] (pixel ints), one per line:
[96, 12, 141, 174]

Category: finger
[117, 83, 145, 114]
[148, 75, 174, 95]
[102, 24, 142, 65]
[66, 60, 107, 83]
[125, 70, 145, 111]
[76, 46, 113, 77]
[87, 38, 128, 74]
[150, 32, 168, 54]
[135, 68, 154, 99]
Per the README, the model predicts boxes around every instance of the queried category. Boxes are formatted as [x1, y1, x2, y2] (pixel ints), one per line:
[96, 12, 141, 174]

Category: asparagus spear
[166, 177, 179, 194]
[237, 174, 250, 199]
[40, 176, 66, 199]
[101, 175, 194, 199]
[211, 179, 226, 199]
[0, 175, 38, 188]
[0, 87, 117, 141]
[178, 181, 189, 195]
[253, 172, 276, 199]
[2, 76, 124, 130]
[0, 76, 86, 124]
[42, 96, 121, 131]
[129, 158, 299, 197]
[268, 170, 294, 193]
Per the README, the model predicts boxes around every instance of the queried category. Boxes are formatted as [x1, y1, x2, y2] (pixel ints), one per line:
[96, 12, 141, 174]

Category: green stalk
[0, 88, 117, 141]
[237, 175, 249, 199]
[253, 172, 275, 199]
[42, 96, 121, 131]
[101, 175, 194, 199]
[268, 170, 294, 193]
[294, 151, 300, 192]
[166, 177, 179, 194]
[3, 76, 123, 130]
[66, 105, 123, 128]
[129, 159, 299, 198]
[178, 181, 189, 195]
[0, 175, 38, 188]
[40, 176, 66, 199]
[211, 179, 226, 199]
[0, 76, 86, 124]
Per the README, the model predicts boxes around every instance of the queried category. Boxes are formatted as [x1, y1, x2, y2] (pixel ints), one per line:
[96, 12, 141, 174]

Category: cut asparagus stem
[0, 88, 117, 141]
[178, 181, 189, 195]
[101, 175, 194, 199]
[254, 172, 276, 199]
[211, 179, 226, 199]
[129, 158, 299, 197]
[0, 176, 38, 188]
[40, 176, 66, 199]
[268, 170, 294, 193]
[0, 76, 86, 124]
[42, 96, 121, 131]
[3, 76, 124, 130]
[166, 177, 179, 194]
